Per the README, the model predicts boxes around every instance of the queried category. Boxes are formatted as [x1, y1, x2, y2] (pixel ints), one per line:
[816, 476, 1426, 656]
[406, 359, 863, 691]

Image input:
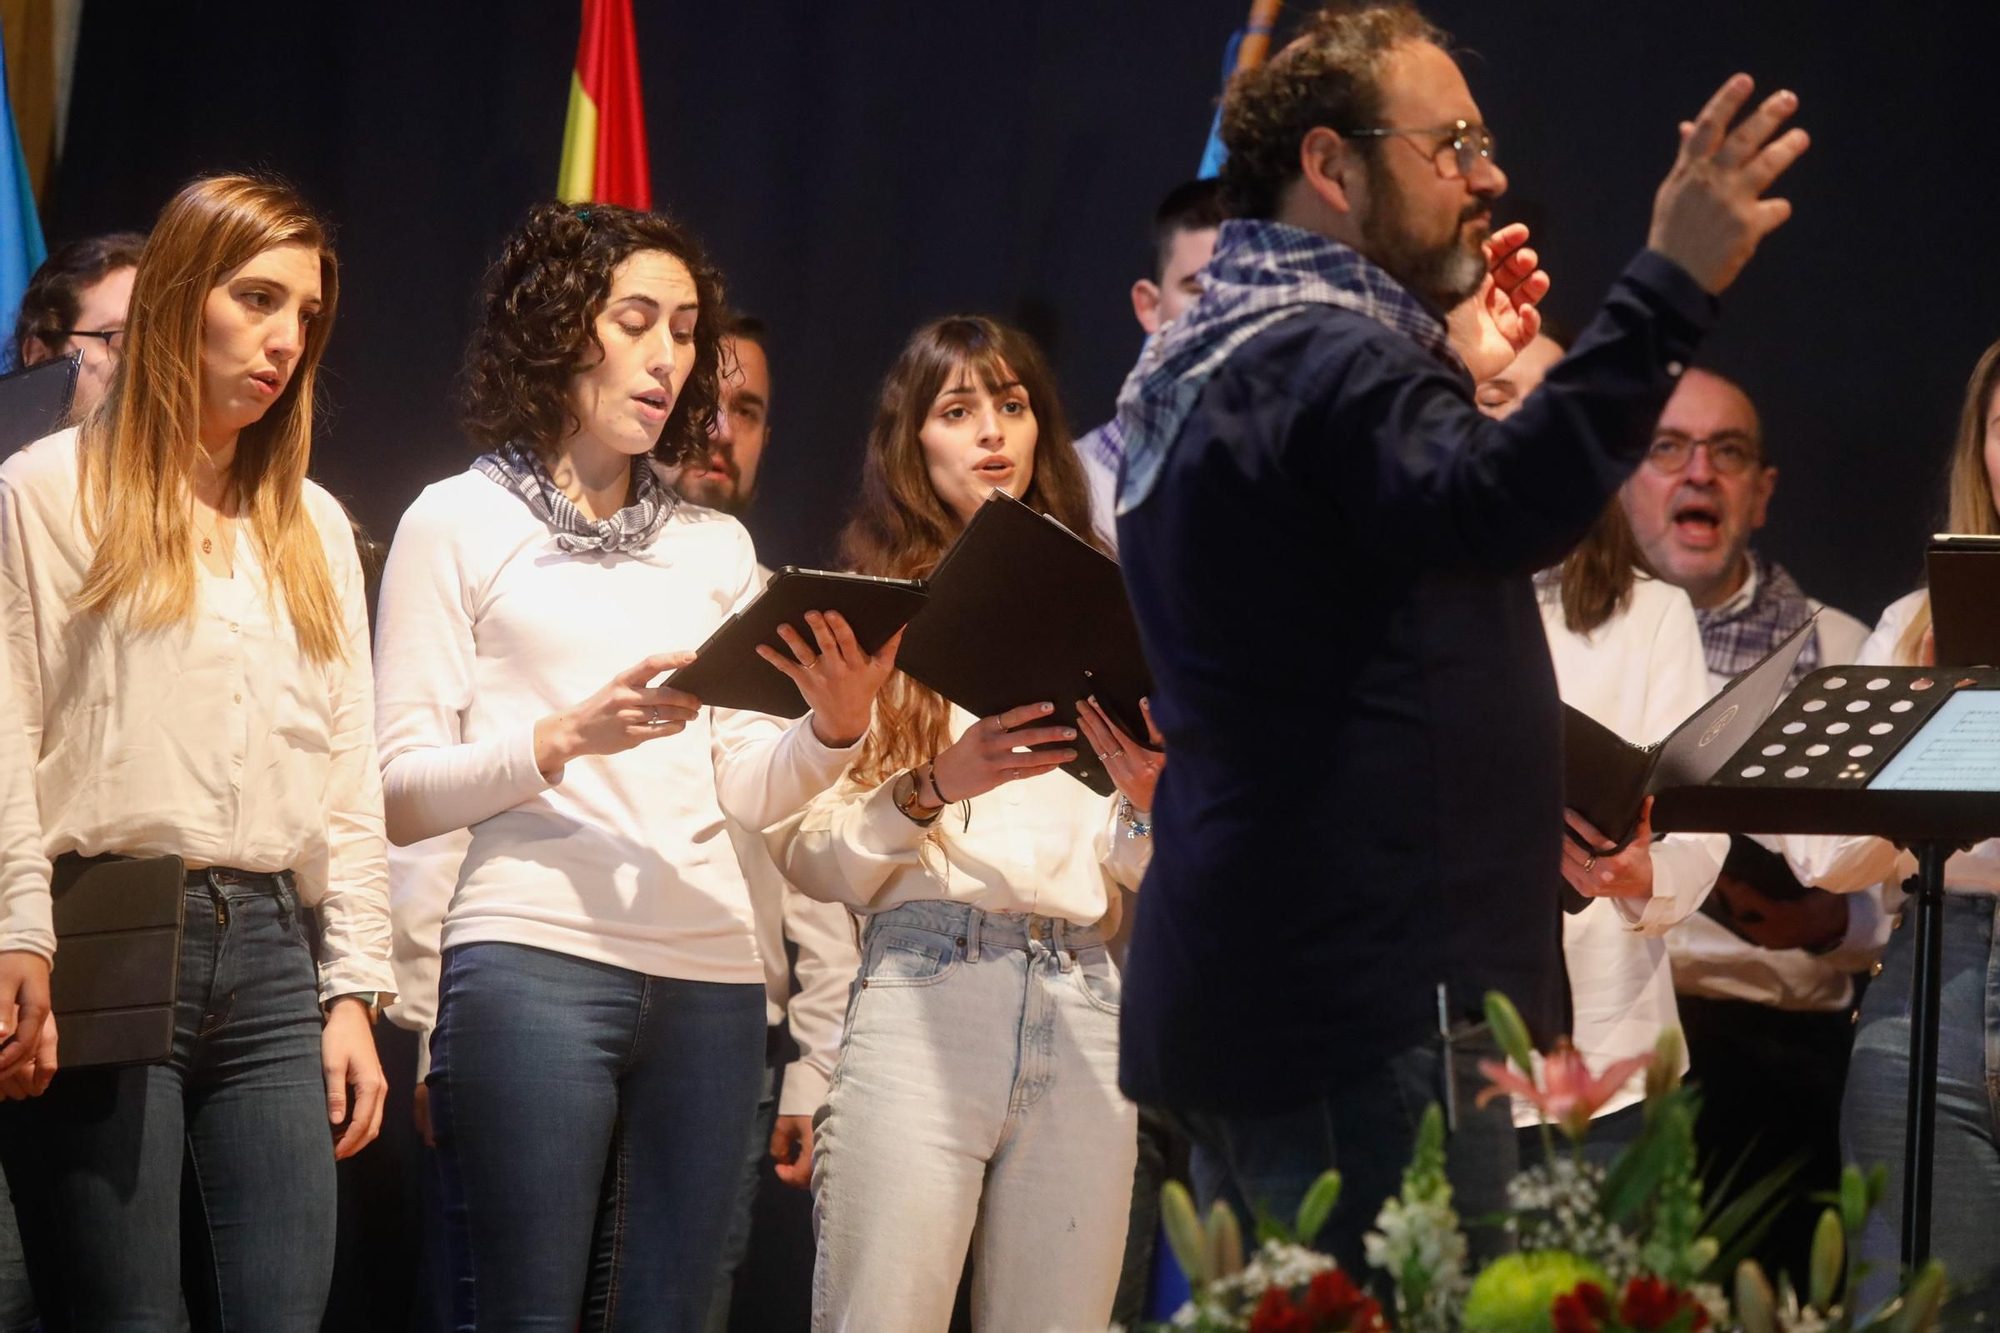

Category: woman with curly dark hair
[765, 315, 1160, 1332]
[370, 202, 896, 1330]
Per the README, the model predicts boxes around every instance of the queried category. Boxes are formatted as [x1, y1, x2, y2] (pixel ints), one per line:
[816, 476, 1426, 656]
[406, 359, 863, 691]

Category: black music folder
[0, 354, 80, 459]
[1563, 616, 1815, 851]
[46, 853, 187, 1068]
[1926, 534, 2000, 668]
[667, 568, 927, 717]
[897, 491, 1153, 796]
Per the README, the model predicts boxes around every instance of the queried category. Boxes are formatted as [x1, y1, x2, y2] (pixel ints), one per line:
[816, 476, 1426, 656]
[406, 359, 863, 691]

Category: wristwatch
[893, 769, 942, 826]
[324, 992, 385, 1025]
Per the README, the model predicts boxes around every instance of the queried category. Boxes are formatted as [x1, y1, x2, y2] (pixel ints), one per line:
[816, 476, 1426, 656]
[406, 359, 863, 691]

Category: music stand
[1653, 664, 2000, 1269]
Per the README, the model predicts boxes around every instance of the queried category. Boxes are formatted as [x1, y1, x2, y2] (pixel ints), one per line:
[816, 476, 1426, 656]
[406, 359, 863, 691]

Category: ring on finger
[1109, 748, 1126, 759]
[1582, 854, 1596, 872]
[649, 706, 664, 727]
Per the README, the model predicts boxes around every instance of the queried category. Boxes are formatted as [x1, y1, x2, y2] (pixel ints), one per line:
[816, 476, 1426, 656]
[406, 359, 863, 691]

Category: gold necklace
[192, 506, 226, 557]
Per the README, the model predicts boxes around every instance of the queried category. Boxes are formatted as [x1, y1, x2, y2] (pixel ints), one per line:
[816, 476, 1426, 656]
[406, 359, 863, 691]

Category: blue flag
[1196, 29, 1244, 179]
[0, 38, 48, 352]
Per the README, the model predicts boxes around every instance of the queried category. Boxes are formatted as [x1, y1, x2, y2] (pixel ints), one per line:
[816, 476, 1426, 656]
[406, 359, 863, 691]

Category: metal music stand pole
[1900, 841, 1949, 1268]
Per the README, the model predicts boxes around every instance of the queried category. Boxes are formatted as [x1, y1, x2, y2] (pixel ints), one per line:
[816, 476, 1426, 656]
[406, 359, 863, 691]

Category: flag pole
[1197, 1, 1284, 177]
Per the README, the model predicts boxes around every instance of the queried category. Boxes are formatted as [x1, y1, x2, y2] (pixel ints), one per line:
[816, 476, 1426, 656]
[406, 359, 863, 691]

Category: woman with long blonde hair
[767, 314, 1159, 1332]
[0, 175, 393, 1331]
[1787, 337, 2000, 1317]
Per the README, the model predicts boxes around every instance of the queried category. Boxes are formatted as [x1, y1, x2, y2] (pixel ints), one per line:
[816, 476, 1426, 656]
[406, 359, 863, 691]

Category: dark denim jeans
[1844, 892, 2000, 1319]
[430, 942, 766, 1333]
[0, 873, 336, 1332]
[706, 1060, 779, 1333]
[0, 1195, 32, 1333]
[1173, 1026, 1518, 1280]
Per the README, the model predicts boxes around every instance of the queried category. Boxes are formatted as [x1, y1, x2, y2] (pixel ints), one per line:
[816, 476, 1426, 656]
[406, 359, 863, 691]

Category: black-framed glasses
[1343, 119, 1496, 180]
[1644, 430, 1764, 476]
[59, 328, 125, 353]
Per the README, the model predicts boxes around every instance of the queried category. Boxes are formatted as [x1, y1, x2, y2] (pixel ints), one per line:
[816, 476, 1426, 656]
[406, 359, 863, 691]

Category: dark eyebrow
[731, 391, 766, 412]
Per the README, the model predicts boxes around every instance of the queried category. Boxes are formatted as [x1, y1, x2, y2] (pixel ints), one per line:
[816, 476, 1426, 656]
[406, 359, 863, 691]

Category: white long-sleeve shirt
[1537, 575, 1727, 1122]
[0, 429, 394, 1002]
[767, 703, 1152, 924]
[1786, 589, 2000, 899]
[372, 468, 858, 985]
[1665, 561, 1890, 1010]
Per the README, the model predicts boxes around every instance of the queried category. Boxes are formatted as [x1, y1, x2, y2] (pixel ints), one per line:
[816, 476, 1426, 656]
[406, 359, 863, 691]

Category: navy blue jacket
[1115, 250, 1717, 1114]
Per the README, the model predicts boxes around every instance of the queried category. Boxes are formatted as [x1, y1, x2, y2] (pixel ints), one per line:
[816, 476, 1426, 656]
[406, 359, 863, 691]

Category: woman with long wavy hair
[767, 314, 1159, 1332]
[370, 202, 894, 1331]
[1788, 337, 2000, 1316]
[0, 174, 393, 1330]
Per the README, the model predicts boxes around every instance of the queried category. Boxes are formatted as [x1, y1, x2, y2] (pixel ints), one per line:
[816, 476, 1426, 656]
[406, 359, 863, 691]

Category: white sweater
[372, 468, 859, 984]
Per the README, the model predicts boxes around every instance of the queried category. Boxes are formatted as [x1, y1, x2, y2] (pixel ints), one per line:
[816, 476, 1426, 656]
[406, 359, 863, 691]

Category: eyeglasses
[1644, 431, 1764, 476]
[59, 328, 125, 353]
[1343, 119, 1496, 180]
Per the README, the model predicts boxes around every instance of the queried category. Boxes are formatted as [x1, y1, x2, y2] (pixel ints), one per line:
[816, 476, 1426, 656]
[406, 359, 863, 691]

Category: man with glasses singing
[1111, 0, 1810, 1269]
[1621, 368, 1881, 1277]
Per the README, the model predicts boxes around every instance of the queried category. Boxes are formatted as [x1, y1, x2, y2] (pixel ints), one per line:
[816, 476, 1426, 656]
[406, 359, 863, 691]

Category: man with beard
[1111, 0, 1809, 1267]
[679, 315, 867, 1333]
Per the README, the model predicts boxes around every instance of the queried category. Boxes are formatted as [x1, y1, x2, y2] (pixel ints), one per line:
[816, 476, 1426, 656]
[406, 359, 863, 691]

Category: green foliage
[1160, 1180, 1208, 1289]
[1809, 1208, 1844, 1310]
[1295, 1169, 1343, 1245]
[1484, 991, 1536, 1076]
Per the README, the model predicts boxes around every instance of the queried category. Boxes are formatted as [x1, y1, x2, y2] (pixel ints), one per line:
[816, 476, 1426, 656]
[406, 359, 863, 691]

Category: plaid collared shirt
[1113, 218, 1461, 514]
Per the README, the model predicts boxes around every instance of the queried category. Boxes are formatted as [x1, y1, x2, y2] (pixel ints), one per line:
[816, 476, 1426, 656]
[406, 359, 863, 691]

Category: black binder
[897, 492, 1153, 796]
[46, 853, 187, 1068]
[1925, 534, 2000, 668]
[0, 354, 80, 459]
[666, 568, 928, 717]
[1563, 616, 1814, 851]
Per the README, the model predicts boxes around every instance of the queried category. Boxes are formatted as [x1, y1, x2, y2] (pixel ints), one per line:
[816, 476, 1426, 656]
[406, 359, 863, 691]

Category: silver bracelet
[1117, 796, 1152, 838]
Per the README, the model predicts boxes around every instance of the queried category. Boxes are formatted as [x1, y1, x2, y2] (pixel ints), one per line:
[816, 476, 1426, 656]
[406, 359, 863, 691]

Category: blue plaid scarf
[1113, 218, 1462, 514]
[1696, 551, 1823, 689]
[473, 441, 677, 556]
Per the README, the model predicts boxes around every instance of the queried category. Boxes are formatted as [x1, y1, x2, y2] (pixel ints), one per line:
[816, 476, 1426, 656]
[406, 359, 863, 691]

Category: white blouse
[0, 429, 394, 1002]
[1536, 574, 1727, 1123]
[767, 703, 1152, 925]
[371, 468, 859, 985]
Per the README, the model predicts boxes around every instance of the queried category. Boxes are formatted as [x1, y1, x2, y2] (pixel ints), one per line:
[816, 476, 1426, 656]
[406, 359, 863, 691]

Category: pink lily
[1476, 1038, 1654, 1140]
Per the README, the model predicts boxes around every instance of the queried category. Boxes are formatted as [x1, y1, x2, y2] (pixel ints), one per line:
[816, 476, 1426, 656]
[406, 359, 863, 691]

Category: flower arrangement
[1129, 993, 1946, 1333]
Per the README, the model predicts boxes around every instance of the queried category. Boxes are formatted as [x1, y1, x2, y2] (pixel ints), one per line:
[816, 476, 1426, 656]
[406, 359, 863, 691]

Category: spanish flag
[557, 0, 652, 210]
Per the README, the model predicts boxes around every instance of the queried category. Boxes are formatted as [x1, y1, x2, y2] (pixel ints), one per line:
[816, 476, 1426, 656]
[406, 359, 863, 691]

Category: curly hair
[460, 201, 726, 467]
[8, 231, 147, 369]
[1218, 1, 1448, 220]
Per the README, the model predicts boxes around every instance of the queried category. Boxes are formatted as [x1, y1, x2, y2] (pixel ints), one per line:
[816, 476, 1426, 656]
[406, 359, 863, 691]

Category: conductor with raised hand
[1112, 0, 1807, 1273]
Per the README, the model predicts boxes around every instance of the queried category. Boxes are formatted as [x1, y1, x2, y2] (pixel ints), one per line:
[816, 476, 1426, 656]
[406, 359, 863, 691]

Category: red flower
[1552, 1281, 1613, 1333]
[1304, 1270, 1367, 1323]
[1618, 1275, 1709, 1332]
[1249, 1286, 1314, 1333]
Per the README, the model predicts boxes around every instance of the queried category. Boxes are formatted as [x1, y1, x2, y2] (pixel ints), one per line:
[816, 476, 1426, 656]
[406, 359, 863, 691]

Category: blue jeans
[0, 873, 336, 1332]
[1844, 892, 2000, 1318]
[0, 1192, 32, 1333]
[707, 1060, 779, 1333]
[1174, 1025, 1518, 1280]
[429, 942, 766, 1332]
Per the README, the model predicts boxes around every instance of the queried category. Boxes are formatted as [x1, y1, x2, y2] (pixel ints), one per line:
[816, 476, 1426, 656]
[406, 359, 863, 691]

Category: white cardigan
[1537, 574, 1727, 1123]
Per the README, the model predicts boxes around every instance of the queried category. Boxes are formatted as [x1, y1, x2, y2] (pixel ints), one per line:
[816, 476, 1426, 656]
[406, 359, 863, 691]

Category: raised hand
[1648, 74, 1809, 294]
[926, 702, 1079, 806]
[755, 612, 901, 749]
[1447, 223, 1552, 382]
[534, 651, 703, 777]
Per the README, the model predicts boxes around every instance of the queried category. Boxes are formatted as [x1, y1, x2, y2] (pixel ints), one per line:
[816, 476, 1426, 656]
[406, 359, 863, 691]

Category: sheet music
[1870, 691, 2000, 791]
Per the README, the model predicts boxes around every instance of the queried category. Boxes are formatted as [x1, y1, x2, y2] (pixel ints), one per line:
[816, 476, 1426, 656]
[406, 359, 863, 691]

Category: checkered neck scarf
[1113, 218, 1462, 514]
[1695, 551, 1822, 688]
[472, 441, 677, 555]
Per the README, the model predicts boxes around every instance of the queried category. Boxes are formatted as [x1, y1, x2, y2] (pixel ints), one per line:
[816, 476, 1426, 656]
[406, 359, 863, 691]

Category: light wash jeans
[811, 900, 1138, 1333]
[1843, 891, 2000, 1320]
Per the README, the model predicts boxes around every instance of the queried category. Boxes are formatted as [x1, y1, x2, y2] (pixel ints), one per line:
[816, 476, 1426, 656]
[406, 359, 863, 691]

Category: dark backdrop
[48, 2, 2000, 628]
